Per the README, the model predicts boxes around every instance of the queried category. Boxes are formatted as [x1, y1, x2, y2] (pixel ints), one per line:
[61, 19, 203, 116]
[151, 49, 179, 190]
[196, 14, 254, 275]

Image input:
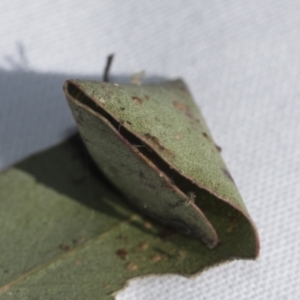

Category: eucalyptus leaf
[64, 79, 259, 250]
[0, 79, 259, 299]
[0, 135, 257, 300]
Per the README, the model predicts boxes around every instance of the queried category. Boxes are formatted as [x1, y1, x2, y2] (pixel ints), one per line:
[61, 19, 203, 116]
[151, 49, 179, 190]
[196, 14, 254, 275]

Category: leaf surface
[0, 134, 258, 299]
[64, 79, 259, 250]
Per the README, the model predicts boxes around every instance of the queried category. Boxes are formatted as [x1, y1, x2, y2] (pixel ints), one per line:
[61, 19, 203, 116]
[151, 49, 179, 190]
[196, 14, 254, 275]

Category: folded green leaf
[63, 79, 259, 253]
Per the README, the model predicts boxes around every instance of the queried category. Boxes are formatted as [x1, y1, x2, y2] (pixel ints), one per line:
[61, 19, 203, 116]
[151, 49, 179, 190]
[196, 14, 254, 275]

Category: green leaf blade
[0, 136, 257, 299]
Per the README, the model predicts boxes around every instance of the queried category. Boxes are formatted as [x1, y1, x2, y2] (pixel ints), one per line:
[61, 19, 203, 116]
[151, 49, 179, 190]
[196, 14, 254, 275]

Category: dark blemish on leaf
[59, 244, 70, 251]
[71, 241, 79, 248]
[132, 96, 143, 104]
[4, 270, 9, 273]
[202, 132, 213, 142]
[145, 182, 156, 190]
[145, 94, 150, 100]
[144, 133, 174, 157]
[117, 234, 128, 240]
[158, 227, 176, 240]
[81, 137, 90, 143]
[203, 133, 221, 152]
[222, 168, 235, 183]
[75, 115, 84, 125]
[215, 144, 222, 152]
[139, 171, 156, 189]
[116, 249, 128, 260]
[227, 213, 240, 232]
[120, 107, 126, 111]
[75, 119, 82, 125]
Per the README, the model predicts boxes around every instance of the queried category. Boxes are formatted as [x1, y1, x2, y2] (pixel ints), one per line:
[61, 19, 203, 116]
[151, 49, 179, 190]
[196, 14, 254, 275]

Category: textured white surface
[1, 1, 300, 299]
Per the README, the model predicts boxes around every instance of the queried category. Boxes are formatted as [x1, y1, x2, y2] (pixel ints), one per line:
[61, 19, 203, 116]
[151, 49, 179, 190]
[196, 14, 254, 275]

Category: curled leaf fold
[64, 79, 259, 255]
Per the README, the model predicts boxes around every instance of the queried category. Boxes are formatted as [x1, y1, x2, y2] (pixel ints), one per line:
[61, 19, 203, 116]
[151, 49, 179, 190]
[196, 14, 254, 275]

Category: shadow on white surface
[0, 67, 166, 170]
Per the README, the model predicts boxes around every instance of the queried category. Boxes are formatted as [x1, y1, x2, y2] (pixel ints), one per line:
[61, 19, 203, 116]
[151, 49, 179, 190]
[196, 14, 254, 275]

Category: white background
[1, 1, 300, 299]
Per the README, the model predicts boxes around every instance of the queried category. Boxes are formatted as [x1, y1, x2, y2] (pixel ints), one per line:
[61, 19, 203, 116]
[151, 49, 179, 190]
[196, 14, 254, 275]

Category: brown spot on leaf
[126, 262, 138, 271]
[173, 101, 199, 122]
[145, 94, 150, 100]
[139, 171, 145, 179]
[227, 213, 240, 232]
[222, 168, 235, 183]
[75, 115, 84, 125]
[120, 107, 126, 111]
[144, 221, 153, 229]
[173, 101, 187, 111]
[144, 133, 160, 144]
[144, 133, 174, 157]
[59, 244, 70, 251]
[116, 249, 128, 260]
[203, 132, 214, 142]
[82, 136, 89, 143]
[137, 241, 149, 250]
[203, 133, 222, 152]
[175, 134, 181, 140]
[132, 96, 143, 104]
[151, 254, 163, 263]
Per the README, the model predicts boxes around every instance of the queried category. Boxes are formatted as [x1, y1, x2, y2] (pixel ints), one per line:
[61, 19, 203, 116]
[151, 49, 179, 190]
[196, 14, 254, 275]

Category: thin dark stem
[103, 54, 114, 82]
